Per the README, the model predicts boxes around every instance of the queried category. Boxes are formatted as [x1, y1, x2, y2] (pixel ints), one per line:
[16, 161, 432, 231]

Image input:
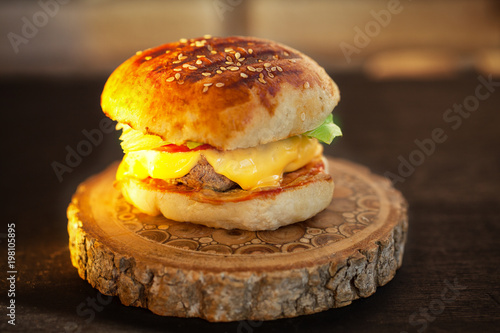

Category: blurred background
[2, 1, 500, 332]
[1, 0, 499, 77]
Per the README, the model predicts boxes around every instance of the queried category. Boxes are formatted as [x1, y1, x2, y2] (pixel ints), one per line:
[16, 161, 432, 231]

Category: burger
[101, 36, 341, 231]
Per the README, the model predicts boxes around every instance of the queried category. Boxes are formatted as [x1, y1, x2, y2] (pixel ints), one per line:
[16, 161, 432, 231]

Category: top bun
[101, 36, 340, 150]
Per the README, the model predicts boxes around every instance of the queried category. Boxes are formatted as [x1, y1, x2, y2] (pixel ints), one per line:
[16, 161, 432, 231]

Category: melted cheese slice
[117, 135, 323, 190]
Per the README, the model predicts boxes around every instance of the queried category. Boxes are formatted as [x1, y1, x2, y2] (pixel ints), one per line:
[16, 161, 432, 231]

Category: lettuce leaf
[186, 141, 204, 149]
[305, 114, 342, 144]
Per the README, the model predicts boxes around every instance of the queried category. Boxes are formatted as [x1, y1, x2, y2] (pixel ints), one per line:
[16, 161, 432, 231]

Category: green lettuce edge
[304, 114, 342, 144]
[186, 141, 204, 149]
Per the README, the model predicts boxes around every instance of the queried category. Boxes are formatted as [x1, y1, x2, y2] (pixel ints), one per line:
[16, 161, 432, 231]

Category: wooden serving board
[67, 158, 408, 322]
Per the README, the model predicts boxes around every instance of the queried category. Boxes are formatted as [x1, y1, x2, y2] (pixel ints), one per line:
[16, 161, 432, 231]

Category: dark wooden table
[2, 71, 499, 332]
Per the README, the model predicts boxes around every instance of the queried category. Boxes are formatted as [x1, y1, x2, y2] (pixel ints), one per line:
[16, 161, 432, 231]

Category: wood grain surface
[67, 158, 408, 321]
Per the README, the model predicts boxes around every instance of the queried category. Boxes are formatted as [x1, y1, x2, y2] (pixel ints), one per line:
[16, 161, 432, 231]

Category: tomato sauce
[154, 143, 214, 153]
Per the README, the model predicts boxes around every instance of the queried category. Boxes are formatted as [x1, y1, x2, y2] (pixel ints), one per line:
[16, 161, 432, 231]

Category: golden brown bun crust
[101, 36, 340, 150]
[117, 157, 334, 230]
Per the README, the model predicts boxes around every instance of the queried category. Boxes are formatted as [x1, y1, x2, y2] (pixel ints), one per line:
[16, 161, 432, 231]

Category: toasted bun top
[101, 36, 340, 150]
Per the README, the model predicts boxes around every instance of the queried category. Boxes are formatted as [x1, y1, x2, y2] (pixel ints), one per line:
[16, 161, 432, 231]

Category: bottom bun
[117, 157, 334, 231]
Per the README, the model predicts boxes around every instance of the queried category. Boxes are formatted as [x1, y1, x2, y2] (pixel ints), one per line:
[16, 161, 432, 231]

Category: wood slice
[67, 158, 408, 322]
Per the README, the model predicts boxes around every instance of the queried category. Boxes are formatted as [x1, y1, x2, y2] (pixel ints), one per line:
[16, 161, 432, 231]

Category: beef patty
[176, 156, 238, 192]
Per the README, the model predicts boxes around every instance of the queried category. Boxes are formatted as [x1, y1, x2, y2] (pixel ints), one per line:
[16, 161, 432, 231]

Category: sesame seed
[179, 38, 188, 43]
[175, 73, 181, 80]
[211, 50, 217, 54]
[202, 72, 211, 76]
[165, 50, 170, 54]
[216, 70, 222, 74]
[235, 52, 241, 59]
[268, 72, 275, 78]
[304, 82, 310, 89]
[258, 77, 266, 84]
[215, 82, 225, 87]
[277, 66, 283, 72]
[271, 67, 276, 71]
[197, 55, 206, 58]
[225, 48, 233, 53]
[284, 51, 289, 56]
[145, 56, 152, 61]
[256, 68, 263, 72]
[182, 63, 190, 68]
[225, 61, 233, 65]
[248, 48, 253, 54]
[196, 59, 203, 65]
[172, 60, 181, 64]
[238, 57, 245, 62]
[188, 65, 198, 70]
[236, 62, 242, 66]
[259, 73, 264, 79]
[258, 59, 263, 62]
[173, 68, 182, 72]
[178, 53, 183, 60]
[220, 66, 227, 71]
[136, 50, 143, 55]
[166, 77, 175, 82]
[202, 86, 209, 93]
[207, 45, 213, 51]
[247, 66, 256, 72]
[204, 83, 213, 86]
[177, 80, 184, 85]
[289, 59, 296, 63]
[203, 34, 212, 39]
[264, 63, 271, 67]
[229, 66, 239, 71]
[240, 73, 248, 78]
[226, 56, 233, 62]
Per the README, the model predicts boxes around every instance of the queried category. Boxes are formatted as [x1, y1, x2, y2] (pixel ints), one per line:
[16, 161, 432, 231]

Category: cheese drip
[116, 135, 323, 190]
